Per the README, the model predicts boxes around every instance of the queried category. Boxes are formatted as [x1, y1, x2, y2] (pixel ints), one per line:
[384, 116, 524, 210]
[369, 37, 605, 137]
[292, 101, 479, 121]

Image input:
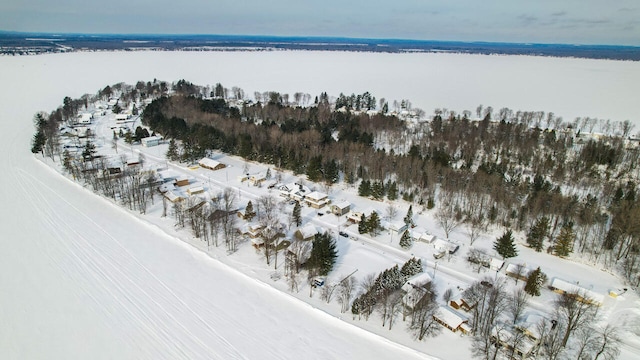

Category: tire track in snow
[16, 167, 248, 360]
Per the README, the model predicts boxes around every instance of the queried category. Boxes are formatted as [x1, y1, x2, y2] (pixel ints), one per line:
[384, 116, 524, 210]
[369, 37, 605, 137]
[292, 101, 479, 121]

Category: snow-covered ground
[1, 51, 639, 359]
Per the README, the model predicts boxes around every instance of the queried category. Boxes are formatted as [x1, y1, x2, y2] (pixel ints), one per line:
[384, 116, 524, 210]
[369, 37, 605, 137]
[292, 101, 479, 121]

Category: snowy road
[0, 54, 434, 359]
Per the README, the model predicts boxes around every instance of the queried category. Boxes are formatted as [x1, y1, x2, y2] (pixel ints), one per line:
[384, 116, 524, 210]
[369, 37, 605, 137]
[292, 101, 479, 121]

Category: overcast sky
[1, 0, 639, 46]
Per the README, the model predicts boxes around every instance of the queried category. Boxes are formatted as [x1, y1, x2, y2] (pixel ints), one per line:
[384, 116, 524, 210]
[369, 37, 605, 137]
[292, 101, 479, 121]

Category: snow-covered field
[1, 51, 639, 359]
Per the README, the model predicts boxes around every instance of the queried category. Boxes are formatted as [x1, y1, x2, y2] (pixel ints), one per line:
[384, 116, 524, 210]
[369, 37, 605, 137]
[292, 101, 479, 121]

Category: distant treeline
[3, 31, 640, 60]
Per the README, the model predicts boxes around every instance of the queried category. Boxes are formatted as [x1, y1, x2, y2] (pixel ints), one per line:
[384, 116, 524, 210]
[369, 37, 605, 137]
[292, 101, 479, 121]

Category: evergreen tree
[399, 230, 412, 249]
[387, 181, 398, 200]
[368, 211, 381, 236]
[554, 223, 575, 257]
[404, 205, 414, 227]
[358, 214, 368, 234]
[358, 179, 371, 197]
[371, 181, 384, 200]
[31, 128, 46, 155]
[307, 232, 338, 276]
[292, 201, 302, 227]
[324, 159, 339, 184]
[400, 257, 422, 280]
[245, 201, 256, 221]
[494, 229, 518, 259]
[265, 168, 271, 180]
[166, 139, 180, 161]
[306, 155, 323, 182]
[524, 267, 547, 296]
[82, 140, 96, 161]
[526, 217, 548, 252]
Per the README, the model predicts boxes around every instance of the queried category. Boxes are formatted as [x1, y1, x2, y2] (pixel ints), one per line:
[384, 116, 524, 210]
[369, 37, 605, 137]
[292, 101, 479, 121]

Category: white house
[330, 200, 350, 216]
[304, 191, 329, 209]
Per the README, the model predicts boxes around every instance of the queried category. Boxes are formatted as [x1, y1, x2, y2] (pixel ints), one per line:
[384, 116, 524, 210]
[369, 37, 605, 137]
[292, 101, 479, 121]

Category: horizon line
[2, 29, 639, 49]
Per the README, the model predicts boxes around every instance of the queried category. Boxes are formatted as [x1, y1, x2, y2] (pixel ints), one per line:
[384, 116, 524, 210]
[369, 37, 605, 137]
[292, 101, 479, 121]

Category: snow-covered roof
[198, 157, 224, 169]
[435, 307, 465, 329]
[306, 191, 328, 201]
[331, 200, 350, 209]
[401, 272, 433, 293]
[297, 223, 319, 239]
[433, 238, 458, 253]
[550, 278, 604, 305]
[489, 258, 504, 271]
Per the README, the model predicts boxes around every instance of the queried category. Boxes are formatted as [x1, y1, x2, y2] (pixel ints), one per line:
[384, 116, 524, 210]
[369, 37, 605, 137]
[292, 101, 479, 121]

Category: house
[279, 182, 311, 200]
[433, 238, 460, 254]
[449, 298, 475, 312]
[401, 273, 433, 310]
[141, 136, 162, 147]
[207, 209, 237, 222]
[186, 186, 204, 196]
[491, 324, 540, 360]
[383, 220, 408, 235]
[489, 258, 505, 271]
[549, 278, 604, 306]
[434, 307, 470, 334]
[163, 190, 184, 203]
[249, 173, 267, 186]
[347, 211, 364, 224]
[237, 174, 250, 182]
[240, 223, 264, 238]
[330, 200, 350, 216]
[115, 113, 132, 124]
[78, 113, 93, 124]
[505, 263, 530, 282]
[175, 176, 189, 187]
[294, 223, 319, 241]
[304, 191, 329, 209]
[198, 157, 226, 171]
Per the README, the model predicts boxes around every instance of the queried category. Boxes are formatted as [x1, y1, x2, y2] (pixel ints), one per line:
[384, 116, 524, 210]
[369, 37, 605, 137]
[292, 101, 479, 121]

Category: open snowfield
[1, 51, 640, 359]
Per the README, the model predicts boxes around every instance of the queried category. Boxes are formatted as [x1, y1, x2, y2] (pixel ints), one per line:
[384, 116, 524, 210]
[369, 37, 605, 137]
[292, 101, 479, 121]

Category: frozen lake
[3, 50, 639, 125]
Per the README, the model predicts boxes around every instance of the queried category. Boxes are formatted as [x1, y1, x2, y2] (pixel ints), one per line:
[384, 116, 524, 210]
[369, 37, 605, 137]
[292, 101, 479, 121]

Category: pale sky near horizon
[1, 0, 639, 46]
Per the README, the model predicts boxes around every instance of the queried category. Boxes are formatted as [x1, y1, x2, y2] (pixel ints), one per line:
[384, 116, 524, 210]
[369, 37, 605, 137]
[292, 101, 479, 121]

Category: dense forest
[32, 79, 640, 290]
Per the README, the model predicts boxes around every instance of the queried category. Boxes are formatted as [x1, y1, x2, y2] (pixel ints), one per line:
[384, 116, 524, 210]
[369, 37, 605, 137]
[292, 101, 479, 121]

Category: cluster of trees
[464, 277, 619, 360]
[357, 211, 382, 236]
[135, 84, 640, 286]
[350, 258, 433, 337]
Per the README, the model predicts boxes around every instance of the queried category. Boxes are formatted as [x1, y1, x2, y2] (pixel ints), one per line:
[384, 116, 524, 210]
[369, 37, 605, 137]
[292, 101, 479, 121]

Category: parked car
[339, 231, 348, 238]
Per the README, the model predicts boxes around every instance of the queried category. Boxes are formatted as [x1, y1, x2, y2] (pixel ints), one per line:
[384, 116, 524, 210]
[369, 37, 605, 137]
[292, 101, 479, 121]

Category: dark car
[339, 231, 348, 238]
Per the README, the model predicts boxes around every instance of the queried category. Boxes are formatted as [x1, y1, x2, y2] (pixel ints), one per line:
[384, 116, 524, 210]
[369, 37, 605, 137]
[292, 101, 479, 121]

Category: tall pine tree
[404, 205, 414, 227]
[554, 223, 575, 257]
[292, 202, 302, 227]
[399, 230, 412, 249]
[526, 217, 548, 252]
[494, 229, 518, 259]
[524, 267, 547, 296]
[307, 232, 338, 276]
